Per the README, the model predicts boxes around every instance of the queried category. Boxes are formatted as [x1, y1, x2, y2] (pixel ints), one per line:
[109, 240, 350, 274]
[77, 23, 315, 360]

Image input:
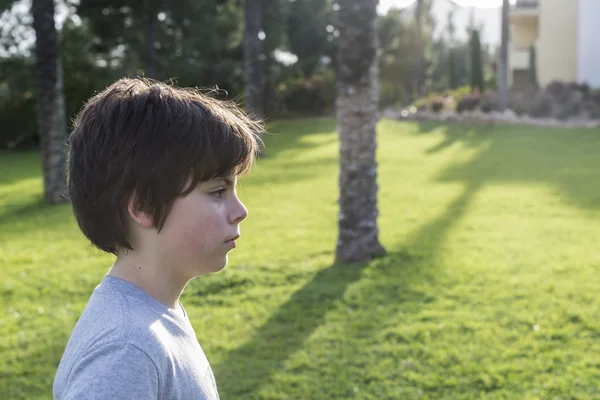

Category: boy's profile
[53, 78, 263, 399]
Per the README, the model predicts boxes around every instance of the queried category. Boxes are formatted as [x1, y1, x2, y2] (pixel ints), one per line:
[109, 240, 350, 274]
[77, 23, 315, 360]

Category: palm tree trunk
[32, 0, 68, 204]
[498, 0, 510, 110]
[415, 0, 425, 97]
[335, 0, 386, 263]
[244, 0, 263, 119]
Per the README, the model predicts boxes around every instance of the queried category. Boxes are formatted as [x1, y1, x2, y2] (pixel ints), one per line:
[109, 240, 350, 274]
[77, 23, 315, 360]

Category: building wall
[537, 0, 578, 86]
[577, 0, 600, 88]
[509, 19, 538, 88]
[512, 20, 538, 48]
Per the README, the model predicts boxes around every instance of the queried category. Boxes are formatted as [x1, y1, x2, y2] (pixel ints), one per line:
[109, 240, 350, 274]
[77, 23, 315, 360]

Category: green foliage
[0, 17, 121, 148]
[287, 0, 335, 77]
[485, 70, 497, 91]
[4, 119, 600, 398]
[448, 49, 458, 89]
[380, 81, 405, 109]
[378, 9, 417, 106]
[0, 0, 499, 144]
[469, 28, 484, 93]
[429, 41, 470, 94]
[0, 56, 38, 148]
[75, 0, 245, 88]
[446, 84, 472, 100]
[60, 18, 120, 117]
[409, 85, 470, 113]
[378, 3, 444, 103]
[277, 71, 336, 116]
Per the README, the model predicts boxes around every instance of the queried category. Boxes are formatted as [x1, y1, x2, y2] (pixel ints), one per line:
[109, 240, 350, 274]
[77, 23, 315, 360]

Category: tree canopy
[0, 0, 494, 148]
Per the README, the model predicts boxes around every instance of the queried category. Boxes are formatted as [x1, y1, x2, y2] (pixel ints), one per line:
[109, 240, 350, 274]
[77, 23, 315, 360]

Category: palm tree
[498, 0, 510, 110]
[32, 0, 68, 204]
[335, 0, 386, 263]
[243, 0, 263, 119]
[415, 0, 425, 96]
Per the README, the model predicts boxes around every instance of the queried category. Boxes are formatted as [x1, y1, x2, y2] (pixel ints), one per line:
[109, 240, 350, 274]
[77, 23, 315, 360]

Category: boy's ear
[127, 192, 154, 229]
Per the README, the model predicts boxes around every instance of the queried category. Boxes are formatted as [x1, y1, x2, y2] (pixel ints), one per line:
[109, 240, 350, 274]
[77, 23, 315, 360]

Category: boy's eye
[212, 188, 227, 198]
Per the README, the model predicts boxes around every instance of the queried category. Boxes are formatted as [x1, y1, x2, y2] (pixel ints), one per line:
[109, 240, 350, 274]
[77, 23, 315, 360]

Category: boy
[53, 78, 263, 399]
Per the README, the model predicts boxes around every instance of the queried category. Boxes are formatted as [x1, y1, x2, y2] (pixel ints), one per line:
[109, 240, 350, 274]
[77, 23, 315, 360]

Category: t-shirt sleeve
[60, 341, 159, 400]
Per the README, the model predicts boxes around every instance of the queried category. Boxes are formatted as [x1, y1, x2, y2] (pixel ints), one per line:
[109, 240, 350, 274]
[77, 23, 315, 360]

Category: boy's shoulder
[60, 277, 162, 357]
[54, 276, 220, 399]
[79, 275, 193, 345]
[59, 275, 199, 369]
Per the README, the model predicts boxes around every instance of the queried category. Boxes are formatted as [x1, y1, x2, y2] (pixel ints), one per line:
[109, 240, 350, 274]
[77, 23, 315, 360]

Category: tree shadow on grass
[260, 118, 338, 161]
[0, 150, 42, 187]
[213, 260, 371, 397]
[0, 196, 46, 223]
[0, 196, 73, 237]
[413, 121, 600, 211]
[296, 182, 486, 398]
[214, 177, 483, 398]
[416, 121, 494, 155]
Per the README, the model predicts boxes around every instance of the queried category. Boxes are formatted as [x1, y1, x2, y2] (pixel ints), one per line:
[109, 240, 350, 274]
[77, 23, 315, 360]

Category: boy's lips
[226, 234, 240, 242]
[225, 234, 240, 248]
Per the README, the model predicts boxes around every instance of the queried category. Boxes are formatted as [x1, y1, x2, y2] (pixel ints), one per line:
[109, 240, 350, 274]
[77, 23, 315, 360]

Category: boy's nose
[231, 196, 248, 224]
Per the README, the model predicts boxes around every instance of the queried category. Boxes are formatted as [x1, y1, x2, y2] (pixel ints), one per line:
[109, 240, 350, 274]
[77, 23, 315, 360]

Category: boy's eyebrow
[215, 176, 236, 187]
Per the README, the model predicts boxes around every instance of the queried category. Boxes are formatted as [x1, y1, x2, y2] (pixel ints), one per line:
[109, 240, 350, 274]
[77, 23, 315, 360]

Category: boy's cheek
[178, 220, 218, 250]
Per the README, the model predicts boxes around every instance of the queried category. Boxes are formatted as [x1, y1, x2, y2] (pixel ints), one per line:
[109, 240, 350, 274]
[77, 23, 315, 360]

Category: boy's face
[157, 175, 248, 279]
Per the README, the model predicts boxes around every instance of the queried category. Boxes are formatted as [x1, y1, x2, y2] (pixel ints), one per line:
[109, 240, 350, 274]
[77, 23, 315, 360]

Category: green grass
[2, 118, 600, 399]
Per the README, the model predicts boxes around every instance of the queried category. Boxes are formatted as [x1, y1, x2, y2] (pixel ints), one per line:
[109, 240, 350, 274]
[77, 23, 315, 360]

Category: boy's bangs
[193, 126, 258, 183]
[179, 103, 262, 194]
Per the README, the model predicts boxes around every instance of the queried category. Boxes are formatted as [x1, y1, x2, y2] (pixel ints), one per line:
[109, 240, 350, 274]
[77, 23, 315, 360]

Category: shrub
[528, 92, 554, 118]
[430, 100, 444, 113]
[413, 97, 431, 112]
[447, 85, 472, 100]
[558, 89, 585, 119]
[546, 81, 569, 100]
[279, 71, 336, 116]
[456, 95, 479, 113]
[509, 90, 532, 116]
[584, 99, 600, 119]
[480, 92, 500, 113]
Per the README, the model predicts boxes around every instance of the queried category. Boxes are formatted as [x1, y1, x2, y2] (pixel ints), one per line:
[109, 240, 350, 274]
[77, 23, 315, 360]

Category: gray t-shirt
[53, 275, 219, 400]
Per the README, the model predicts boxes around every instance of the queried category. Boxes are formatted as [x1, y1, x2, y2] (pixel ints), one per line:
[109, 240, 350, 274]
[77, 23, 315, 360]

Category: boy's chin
[200, 256, 228, 275]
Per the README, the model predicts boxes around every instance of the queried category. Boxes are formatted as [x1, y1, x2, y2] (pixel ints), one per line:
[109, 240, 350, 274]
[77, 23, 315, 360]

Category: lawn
[2, 118, 600, 399]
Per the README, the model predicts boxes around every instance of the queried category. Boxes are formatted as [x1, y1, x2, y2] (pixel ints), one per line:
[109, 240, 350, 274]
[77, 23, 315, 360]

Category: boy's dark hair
[68, 78, 263, 255]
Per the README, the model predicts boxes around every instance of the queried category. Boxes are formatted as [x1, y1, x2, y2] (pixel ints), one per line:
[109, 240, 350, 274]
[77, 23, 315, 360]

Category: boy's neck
[108, 255, 188, 311]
